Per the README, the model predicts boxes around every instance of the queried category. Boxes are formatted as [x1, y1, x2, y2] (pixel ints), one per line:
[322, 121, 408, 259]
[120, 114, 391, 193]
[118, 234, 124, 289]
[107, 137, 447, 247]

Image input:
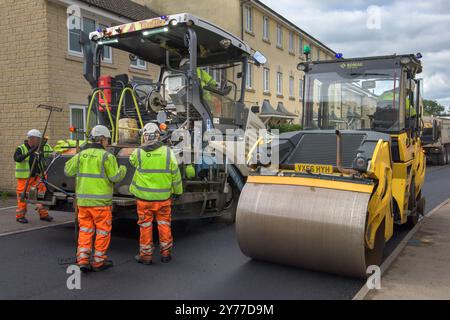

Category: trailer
[422, 116, 450, 165]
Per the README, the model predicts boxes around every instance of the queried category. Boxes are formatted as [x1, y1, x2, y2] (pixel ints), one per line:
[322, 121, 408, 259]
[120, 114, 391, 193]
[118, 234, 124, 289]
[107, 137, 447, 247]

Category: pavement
[367, 200, 450, 300]
[0, 164, 449, 299]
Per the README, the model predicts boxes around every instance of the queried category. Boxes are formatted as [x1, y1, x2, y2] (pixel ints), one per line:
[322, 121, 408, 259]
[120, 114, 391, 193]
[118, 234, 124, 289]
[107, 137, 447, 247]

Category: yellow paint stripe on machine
[247, 175, 374, 194]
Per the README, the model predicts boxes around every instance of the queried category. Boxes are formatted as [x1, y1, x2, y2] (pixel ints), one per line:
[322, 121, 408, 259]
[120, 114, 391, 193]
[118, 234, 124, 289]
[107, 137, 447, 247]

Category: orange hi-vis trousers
[76, 206, 112, 268]
[16, 177, 48, 219]
[137, 199, 173, 260]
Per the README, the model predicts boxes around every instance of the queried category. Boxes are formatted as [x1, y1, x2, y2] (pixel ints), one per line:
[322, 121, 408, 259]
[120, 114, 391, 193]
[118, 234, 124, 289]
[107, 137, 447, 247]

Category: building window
[245, 6, 253, 33]
[99, 23, 112, 63]
[276, 24, 283, 48]
[276, 72, 283, 95]
[263, 68, 270, 92]
[299, 78, 304, 99]
[68, 17, 112, 63]
[289, 76, 294, 98]
[246, 62, 253, 89]
[316, 47, 321, 61]
[263, 16, 269, 40]
[131, 58, 147, 70]
[289, 31, 294, 53]
[69, 105, 97, 140]
[299, 35, 303, 57]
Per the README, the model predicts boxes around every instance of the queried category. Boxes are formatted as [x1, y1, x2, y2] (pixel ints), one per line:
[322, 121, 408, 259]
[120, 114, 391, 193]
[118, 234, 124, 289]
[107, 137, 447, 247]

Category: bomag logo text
[340, 62, 363, 69]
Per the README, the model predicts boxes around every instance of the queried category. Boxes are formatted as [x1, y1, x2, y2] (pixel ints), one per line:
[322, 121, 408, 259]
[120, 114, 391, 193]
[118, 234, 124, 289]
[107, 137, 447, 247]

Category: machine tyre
[437, 149, 446, 165]
[217, 181, 239, 225]
[365, 219, 385, 269]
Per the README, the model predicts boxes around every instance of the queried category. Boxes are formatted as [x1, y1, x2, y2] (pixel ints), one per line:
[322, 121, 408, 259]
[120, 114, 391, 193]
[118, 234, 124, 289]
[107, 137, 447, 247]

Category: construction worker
[379, 88, 417, 117]
[14, 129, 54, 223]
[129, 123, 183, 265]
[64, 125, 126, 272]
[179, 58, 218, 104]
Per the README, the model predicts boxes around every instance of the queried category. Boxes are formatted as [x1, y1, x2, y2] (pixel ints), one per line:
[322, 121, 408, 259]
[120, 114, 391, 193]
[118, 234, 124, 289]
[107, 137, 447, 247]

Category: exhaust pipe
[335, 130, 357, 175]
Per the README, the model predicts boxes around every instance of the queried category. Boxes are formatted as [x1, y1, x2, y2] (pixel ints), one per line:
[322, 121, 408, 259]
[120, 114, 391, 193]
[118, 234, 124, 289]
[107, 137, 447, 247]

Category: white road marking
[352, 198, 450, 300]
[0, 206, 17, 211]
[0, 221, 74, 237]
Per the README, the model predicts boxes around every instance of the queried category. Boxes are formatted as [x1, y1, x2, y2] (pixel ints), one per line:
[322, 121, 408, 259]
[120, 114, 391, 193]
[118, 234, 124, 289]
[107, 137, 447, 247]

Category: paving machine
[40, 12, 267, 222]
[236, 54, 426, 277]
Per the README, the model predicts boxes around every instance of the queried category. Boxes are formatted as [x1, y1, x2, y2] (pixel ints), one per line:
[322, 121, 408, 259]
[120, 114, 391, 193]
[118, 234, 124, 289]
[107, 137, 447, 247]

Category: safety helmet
[90, 125, 111, 139]
[27, 129, 42, 138]
[143, 122, 160, 135]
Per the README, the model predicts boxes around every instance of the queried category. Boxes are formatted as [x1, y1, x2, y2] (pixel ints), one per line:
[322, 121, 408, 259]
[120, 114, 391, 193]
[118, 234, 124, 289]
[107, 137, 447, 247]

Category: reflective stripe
[108, 171, 123, 183]
[140, 245, 153, 250]
[138, 168, 171, 174]
[94, 251, 105, 257]
[131, 181, 171, 193]
[160, 241, 173, 250]
[171, 169, 179, 175]
[78, 253, 90, 259]
[172, 180, 182, 187]
[76, 193, 113, 199]
[78, 247, 91, 253]
[15, 169, 29, 172]
[157, 220, 171, 226]
[139, 221, 152, 228]
[80, 227, 95, 233]
[165, 148, 171, 170]
[78, 173, 105, 179]
[96, 229, 110, 236]
[94, 257, 104, 262]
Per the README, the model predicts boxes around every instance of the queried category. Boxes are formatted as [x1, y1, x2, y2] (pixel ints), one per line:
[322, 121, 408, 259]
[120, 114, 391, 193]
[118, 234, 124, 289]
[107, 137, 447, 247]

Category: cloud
[260, 0, 450, 106]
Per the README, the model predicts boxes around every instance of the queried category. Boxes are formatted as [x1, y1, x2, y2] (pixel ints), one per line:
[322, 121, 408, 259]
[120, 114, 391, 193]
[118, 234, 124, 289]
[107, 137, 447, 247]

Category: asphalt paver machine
[43, 12, 267, 222]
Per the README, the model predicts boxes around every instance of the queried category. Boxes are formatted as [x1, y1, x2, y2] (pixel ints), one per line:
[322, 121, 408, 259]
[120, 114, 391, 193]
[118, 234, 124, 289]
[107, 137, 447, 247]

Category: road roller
[236, 54, 427, 278]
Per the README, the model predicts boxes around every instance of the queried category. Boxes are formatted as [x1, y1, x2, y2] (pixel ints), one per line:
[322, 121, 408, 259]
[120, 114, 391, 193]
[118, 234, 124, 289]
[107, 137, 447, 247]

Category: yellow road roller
[236, 54, 426, 278]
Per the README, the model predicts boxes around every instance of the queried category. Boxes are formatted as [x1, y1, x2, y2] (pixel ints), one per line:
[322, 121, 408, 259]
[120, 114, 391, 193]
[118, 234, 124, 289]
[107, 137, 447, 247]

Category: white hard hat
[27, 129, 42, 138]
[90, 125, 111, 139]
[142, 123, 160, 135]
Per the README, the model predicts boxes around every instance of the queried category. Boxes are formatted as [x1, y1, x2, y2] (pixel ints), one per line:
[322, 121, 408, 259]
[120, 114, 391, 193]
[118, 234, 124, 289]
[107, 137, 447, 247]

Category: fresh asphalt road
[0, 164, 449, 300]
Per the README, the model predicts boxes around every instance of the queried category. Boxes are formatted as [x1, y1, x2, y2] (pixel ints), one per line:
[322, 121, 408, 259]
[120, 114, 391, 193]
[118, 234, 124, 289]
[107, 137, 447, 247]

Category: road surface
[0, 165, 448, 299]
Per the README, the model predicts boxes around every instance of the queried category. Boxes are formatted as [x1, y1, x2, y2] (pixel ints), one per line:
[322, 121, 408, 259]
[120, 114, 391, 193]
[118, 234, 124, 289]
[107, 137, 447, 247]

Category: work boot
[92, 260, 114, 272]
[78, 263, 92, 273]
[135, 254, 152, 265]
[161, 255, 172, 263]
[16, 217, 28, 224]
[40, 215, 54, 222]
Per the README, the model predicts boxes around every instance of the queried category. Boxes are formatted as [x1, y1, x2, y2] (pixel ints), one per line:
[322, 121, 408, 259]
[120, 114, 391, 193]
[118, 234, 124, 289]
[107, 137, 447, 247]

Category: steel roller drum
[236, 182, 373, 278]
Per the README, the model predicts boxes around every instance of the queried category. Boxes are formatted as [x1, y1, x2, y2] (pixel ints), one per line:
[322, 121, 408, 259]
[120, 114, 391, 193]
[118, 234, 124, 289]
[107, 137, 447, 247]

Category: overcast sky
[261, 0, 450, 107]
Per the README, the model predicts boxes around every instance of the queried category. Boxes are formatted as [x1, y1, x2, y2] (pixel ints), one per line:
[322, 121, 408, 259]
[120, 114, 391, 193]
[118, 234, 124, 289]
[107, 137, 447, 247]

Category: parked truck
[422, 116, 450, 165]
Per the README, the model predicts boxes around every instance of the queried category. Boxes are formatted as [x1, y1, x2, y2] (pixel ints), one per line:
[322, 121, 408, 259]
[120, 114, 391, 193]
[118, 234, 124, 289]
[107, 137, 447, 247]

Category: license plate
[294, 163, 333, 174]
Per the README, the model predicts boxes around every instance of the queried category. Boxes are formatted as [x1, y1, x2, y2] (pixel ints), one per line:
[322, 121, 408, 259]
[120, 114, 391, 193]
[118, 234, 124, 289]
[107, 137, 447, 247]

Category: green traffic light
[303, 45, 311, 55]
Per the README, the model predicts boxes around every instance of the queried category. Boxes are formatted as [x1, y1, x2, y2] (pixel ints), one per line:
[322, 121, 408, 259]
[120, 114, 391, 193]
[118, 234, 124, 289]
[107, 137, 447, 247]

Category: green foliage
[0, 191, 9, 202]
[270, 123, 302, 133]
[423, 99, 446, 116]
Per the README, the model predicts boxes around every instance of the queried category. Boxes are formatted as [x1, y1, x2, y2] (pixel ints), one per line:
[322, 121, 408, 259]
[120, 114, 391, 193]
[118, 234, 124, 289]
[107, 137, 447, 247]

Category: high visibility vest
[129, 146, 183, 201]
[15, 143, 53, 179]
[15, 144, 30, 179]
[64, 146, 126, 206]
[197, 68, 217, 102]
[379, 90, 417, 117]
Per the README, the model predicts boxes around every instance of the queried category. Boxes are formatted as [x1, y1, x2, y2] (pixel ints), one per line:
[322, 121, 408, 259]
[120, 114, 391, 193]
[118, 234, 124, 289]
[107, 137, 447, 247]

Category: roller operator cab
[41, 12, 267, 222]
[236, 54, 426, 278]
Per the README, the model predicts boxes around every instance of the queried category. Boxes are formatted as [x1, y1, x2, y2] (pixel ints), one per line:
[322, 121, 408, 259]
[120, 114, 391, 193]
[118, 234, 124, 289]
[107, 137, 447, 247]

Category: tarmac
[367, 200, 450, 299]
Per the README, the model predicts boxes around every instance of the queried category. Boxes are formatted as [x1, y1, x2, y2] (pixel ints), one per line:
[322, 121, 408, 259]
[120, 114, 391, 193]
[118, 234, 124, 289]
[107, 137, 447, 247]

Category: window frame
[263, 15, 270, 40]
[289, 76, 295, 98]
[245, 5, 253, 33]
[277, 72, 283, 95]
[69, 105, 87, 140]
[299, 35, 304, 57]
[289, 31, 295, 53]
[299, 78, 304, 100]
[67, 15, 113, 64]
[246, 62, 253, 89]
[263, 67, 270, 93]
[276, 24, 283, 48]
[130, 57, 148, 70]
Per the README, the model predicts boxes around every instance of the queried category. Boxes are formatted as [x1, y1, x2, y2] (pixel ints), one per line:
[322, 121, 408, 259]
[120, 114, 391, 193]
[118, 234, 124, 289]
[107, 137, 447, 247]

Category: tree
[423, 99, 445, 116]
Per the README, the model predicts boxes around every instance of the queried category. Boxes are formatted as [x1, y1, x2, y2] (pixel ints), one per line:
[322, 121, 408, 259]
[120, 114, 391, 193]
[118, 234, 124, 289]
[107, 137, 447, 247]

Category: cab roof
[90, 13, 252, 67]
